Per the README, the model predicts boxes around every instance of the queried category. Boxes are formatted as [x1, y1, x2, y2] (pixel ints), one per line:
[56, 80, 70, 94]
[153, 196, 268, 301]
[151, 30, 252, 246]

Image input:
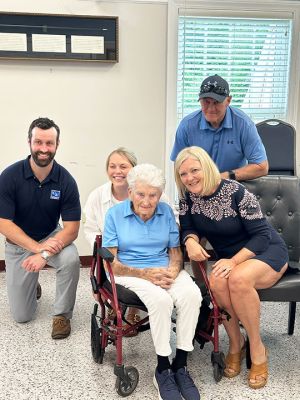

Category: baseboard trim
[80, 256, 93, 267]
[0, 256, 92, 272]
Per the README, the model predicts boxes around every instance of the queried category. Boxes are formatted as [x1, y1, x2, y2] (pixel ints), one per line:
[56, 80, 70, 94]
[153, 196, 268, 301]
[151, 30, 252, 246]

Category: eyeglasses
[200, 83, 229, 96]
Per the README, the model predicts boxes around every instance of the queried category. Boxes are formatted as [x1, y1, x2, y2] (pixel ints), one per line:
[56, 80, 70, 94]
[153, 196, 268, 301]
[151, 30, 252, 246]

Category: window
[177, 16, 292, 122]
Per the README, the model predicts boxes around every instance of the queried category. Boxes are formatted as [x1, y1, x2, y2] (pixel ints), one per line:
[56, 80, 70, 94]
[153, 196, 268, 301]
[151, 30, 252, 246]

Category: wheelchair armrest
[98, 247, 114, 263]
[90, 275, 98, 293]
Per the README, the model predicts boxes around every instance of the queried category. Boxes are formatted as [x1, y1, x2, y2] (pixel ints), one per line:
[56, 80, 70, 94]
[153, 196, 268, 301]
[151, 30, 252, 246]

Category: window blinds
[177, 16, 292, 122]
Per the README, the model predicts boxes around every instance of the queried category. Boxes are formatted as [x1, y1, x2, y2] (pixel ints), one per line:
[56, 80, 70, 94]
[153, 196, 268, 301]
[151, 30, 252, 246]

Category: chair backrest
[243, 176, 300, 266]
[256, 119, 296, 175]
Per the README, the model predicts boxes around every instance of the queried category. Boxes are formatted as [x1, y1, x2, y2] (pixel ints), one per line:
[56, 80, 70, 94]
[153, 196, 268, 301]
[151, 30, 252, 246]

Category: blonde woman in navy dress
[174, 146, 288, 389]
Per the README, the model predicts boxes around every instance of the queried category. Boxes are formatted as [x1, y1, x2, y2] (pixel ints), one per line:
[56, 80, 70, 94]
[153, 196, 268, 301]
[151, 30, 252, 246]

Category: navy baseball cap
[198, 74, 230, 102]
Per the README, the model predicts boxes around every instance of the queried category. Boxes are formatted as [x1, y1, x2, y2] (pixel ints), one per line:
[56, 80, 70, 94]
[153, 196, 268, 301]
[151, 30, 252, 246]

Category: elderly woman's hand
[144, 268, 175, 289]
[185, 238, 210, 262]
[166, 266, 180, 281]
[212, 258, 237, 278]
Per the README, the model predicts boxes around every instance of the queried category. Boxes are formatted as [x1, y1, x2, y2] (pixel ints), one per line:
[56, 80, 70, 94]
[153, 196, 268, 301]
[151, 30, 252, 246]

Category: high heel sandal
[224, 338, 246, 378]
[248, 348, 268, 389]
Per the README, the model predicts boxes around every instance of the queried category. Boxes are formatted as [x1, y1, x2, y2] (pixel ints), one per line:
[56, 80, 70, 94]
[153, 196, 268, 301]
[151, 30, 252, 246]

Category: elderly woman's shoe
[174, 367, 200, 400]
[248, 348, 268, 389]
[224, 339, 246, 378]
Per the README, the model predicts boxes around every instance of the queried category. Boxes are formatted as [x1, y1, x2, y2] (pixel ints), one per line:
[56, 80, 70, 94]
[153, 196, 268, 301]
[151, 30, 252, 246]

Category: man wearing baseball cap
[171, 74, 268, 181]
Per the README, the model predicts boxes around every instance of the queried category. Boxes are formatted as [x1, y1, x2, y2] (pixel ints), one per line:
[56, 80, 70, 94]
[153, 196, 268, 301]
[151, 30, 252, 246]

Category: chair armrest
[98, 247, 114, 263]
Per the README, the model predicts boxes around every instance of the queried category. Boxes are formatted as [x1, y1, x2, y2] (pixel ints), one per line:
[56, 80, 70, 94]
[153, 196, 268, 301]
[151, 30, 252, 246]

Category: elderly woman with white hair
[103, 163, 202, 400]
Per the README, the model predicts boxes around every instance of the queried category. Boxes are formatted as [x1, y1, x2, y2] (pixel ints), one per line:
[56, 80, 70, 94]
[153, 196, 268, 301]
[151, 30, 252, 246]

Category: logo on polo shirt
[50, 190, 61, 200]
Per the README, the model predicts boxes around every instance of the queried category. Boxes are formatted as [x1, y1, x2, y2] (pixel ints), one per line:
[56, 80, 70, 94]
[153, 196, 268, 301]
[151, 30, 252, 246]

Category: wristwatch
[228, 170, 236, 180]
[40, 250, 50, 262]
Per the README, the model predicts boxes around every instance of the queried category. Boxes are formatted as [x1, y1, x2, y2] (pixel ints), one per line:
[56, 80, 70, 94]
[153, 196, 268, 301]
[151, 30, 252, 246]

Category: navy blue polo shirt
[0, 156, 81, 241]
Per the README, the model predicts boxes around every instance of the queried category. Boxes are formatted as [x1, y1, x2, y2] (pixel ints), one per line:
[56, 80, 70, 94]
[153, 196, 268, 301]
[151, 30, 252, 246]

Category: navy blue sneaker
[174, 367, 200, 400]
[153, 368, 182, 400]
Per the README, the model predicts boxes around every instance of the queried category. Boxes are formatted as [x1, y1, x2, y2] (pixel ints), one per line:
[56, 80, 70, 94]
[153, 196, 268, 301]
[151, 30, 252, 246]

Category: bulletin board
[0, 12, 119, 62]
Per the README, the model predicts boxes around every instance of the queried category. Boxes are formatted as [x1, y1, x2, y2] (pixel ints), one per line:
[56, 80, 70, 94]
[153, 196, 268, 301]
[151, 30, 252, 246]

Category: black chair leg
[288, 302, 296, 335]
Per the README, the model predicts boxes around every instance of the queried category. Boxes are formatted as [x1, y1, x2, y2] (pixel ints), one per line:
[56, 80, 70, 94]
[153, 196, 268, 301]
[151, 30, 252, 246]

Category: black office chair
[256, 119, 296, 175]
[243, 175, 300, 335]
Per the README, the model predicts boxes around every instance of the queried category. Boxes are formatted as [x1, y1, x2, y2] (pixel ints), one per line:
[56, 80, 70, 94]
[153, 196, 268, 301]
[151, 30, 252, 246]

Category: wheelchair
[192, 260, 228, 382]
[90, 235, 150, 397]
[192, 260, 255, 382]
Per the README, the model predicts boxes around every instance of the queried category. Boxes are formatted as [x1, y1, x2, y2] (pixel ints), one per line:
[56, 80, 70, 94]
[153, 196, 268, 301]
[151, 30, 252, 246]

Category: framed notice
[0, 12, 118, 62]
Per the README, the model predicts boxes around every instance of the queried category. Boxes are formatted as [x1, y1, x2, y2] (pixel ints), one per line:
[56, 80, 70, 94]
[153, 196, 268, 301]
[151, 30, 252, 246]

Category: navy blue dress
[179, 179, 288, 272]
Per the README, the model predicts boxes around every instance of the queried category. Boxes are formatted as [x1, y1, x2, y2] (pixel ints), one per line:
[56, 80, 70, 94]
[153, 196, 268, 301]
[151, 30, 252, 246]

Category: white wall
[0, 0, 168, 258]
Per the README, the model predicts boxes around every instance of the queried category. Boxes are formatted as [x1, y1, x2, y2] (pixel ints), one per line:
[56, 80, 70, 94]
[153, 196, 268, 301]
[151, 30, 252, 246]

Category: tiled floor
[0, 268, 299, 400]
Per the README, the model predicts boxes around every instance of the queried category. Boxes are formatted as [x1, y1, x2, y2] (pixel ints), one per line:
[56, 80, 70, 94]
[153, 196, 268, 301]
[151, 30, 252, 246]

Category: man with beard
[0, 117, 81, 339]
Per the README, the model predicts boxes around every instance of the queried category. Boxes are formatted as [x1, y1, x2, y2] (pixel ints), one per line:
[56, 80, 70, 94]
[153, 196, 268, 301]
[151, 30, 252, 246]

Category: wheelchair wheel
[115, 366, 139, 397]
[91, 311, 105, 364]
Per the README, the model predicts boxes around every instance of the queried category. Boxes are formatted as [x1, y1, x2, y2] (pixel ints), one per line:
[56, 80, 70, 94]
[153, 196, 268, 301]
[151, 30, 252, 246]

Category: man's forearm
[39, 221, 80, 256]
[0, 218, 40, 253]
[0, 219, 79, 256]
[222, 160, 269, 181]
[50, 222, 80, 248]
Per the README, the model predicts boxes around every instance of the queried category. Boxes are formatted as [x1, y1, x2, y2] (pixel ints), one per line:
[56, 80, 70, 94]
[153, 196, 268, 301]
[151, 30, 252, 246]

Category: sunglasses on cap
[200, 83, 229, 96]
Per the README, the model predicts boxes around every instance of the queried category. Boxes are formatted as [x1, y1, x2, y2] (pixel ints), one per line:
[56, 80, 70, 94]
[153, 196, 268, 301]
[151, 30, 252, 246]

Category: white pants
[115, 269, 202, 356]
